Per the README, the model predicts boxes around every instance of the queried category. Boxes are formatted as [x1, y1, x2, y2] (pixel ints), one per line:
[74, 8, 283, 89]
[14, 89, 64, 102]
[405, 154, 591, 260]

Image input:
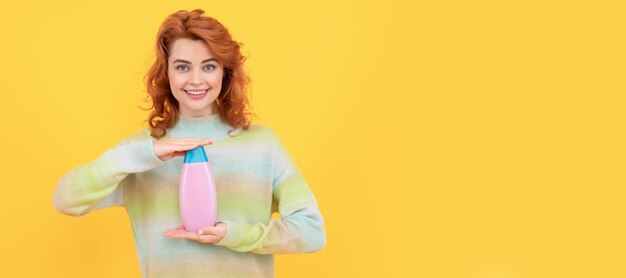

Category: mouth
[184, 89, 209, 98]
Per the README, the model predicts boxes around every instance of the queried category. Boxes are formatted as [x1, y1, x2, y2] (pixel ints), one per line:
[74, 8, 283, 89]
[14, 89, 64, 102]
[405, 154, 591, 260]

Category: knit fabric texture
[53, 113, 326, 277]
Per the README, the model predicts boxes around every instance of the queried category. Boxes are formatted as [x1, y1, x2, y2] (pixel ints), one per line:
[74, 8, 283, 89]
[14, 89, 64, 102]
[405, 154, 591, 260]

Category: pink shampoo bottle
[179, 146, 217, 232]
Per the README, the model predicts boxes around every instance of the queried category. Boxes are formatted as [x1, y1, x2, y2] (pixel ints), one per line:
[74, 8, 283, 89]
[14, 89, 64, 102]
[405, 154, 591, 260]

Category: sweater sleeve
[52, 137, 165, 217]
[215, 132, 326, 254]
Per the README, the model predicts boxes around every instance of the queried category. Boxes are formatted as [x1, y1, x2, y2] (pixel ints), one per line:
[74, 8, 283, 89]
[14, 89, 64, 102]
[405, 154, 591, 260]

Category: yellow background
[0, 0, 624, 277]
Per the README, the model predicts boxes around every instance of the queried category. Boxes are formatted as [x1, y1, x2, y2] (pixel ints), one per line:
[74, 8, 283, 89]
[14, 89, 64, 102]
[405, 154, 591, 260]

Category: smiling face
[167, 38, 224, 117]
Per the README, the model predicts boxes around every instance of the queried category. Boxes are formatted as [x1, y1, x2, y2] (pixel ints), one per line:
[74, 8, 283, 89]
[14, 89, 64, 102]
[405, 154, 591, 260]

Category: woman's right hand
[153, 138, 213, 161]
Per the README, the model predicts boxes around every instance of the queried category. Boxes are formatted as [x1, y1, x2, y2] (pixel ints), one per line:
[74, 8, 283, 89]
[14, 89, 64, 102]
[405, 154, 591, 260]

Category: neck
[166, 113, 240, 141]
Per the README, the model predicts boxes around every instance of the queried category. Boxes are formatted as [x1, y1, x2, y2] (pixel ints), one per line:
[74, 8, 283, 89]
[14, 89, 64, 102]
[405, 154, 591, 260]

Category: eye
[204, 64, 216, 71]
[176, 65, 189, 71]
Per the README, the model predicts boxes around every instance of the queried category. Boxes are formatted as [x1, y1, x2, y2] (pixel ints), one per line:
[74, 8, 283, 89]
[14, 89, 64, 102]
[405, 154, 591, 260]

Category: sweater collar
[166, 113, 241, 141]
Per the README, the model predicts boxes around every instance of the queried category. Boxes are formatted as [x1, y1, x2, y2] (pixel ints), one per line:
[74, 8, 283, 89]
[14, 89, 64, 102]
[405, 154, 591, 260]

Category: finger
[167, 138, 213, 144]
[174, 137, 211, 141]
[165, 231, 196, 239]
[198, 234, 221, 243]
[164, 229, 187, 237]
[167, 138, 212, 144]
[159, 143, 208, 160]
[174, 137, 212, 141]
[166, 141, 207, 147]
[163, 225, 186, 234]
[171, 232, 221, 243]
[163, 230, 221, 243]
[166, 143, 203, 152]
[163, 229, 175, 236]
[172, 141, 211, 148]
[198, 227, 216, 235]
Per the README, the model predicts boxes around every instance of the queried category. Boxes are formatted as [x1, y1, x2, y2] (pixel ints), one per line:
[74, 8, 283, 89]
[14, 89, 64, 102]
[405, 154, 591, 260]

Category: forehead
[168, 38, 216, 61]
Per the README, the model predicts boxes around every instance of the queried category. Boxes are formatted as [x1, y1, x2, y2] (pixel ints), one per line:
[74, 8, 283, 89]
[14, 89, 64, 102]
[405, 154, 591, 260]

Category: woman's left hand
[163, 222, 227, 244]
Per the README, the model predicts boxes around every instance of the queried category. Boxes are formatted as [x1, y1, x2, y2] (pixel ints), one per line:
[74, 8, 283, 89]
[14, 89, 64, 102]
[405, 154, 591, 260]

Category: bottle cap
[183, 146, 208, 163]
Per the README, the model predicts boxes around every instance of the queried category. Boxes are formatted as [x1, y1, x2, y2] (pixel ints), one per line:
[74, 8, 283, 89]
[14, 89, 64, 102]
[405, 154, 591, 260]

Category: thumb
[198, 226, 215, 235]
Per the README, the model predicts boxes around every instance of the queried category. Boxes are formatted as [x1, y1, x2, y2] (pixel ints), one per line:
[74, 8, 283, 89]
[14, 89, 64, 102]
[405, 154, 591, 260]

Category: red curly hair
[142, 9, 256, 138]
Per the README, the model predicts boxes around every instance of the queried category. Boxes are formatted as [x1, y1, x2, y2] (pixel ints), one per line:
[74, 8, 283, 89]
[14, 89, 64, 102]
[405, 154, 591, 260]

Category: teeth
[185, 90, 206, 95]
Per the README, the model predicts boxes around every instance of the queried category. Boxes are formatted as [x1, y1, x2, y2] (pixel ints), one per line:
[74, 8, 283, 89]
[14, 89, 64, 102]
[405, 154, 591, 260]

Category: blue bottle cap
[183, 146, 208, 163]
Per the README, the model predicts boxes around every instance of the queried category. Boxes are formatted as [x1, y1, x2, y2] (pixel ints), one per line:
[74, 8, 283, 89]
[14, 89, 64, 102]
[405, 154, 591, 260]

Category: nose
[190, 69, 203, 86]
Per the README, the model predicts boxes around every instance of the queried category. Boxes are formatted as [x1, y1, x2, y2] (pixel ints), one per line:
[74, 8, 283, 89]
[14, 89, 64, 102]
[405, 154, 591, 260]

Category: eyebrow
[172, 58, 218, 64]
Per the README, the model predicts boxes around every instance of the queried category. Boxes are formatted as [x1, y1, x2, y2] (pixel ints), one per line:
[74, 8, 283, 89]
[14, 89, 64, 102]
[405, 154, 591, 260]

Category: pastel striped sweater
[52, 113, 326, 277]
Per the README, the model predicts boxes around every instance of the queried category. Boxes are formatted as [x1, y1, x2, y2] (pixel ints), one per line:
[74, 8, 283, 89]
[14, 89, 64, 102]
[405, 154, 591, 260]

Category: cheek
[210, 73, 224, 87]
[168, 72, 183, 88]
[170, 78, 180, 87]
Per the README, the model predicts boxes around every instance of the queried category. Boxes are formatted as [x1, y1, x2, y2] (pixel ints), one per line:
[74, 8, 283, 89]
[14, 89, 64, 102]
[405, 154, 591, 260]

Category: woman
[53, 9, 326, 277]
